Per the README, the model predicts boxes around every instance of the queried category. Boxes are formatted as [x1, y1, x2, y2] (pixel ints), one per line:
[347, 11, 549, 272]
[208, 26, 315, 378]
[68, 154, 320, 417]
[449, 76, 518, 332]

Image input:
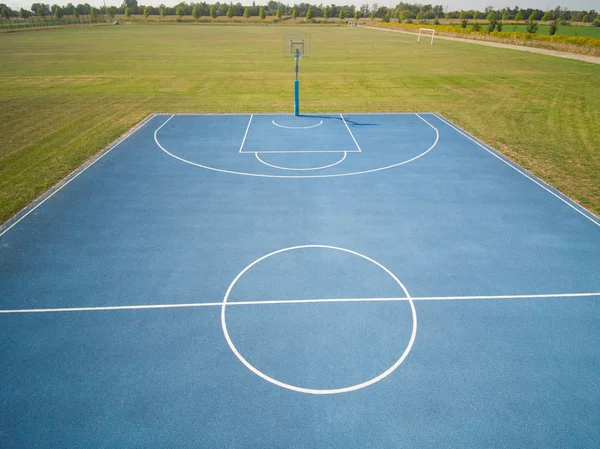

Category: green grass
[498, 24, 600, 38]
[1, 24, 599, 223]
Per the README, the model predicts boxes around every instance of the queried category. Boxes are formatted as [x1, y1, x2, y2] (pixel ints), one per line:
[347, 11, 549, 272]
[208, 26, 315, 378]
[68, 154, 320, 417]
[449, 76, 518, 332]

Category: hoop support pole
[294, 80, 300, 116]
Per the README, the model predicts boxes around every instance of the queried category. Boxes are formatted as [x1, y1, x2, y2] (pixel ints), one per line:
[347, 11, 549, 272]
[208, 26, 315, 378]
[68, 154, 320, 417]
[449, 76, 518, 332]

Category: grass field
[480, 23, 600, 37]
[0, 24, 599, 223]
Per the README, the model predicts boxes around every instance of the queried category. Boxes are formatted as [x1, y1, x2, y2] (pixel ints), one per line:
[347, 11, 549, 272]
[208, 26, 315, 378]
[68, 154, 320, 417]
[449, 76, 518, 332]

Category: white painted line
[433, 113, 600, 227]
[220, 244, 416, 395]
[238, 114, 253, 153]
[155, 114, 438, 178]
[271, 120, 323, 129]
[244, 150, 358, 154]
[0, 302, 223, 314]
[2, 292, 598, 314]
[255, 152, 347, 171]
[340, 113, 362, 152]
[0, 114, 156, 238]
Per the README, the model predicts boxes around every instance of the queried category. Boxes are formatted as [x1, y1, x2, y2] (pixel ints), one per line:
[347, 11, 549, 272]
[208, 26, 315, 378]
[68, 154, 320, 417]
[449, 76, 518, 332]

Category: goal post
[417, 28, 435, 46]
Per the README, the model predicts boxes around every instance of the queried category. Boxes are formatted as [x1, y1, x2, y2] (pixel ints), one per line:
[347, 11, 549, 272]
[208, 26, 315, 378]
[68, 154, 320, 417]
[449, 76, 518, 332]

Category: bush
[593, 19, 600, 27]
[488, 21, 496, 32]
[496, 21, 503, 32]
[406, 18, 412, 24]
[549, 19, 558, 35]
[460, 19, 467, 28]
[433, 17, 439, 25]
[526, 19, 538, 33]
[472, 22, 481, 31]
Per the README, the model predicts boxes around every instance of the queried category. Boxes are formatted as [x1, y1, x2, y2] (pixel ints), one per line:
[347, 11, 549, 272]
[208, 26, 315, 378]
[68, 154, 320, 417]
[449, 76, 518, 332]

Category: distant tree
[582, 14, 590, 23]
[515, 10, 523, 20]
[292, 8, 296, 19]
[458, 10, 465, 19]
[370, 12, 375, 20]
[176, 6, 183, 18]
[486, 10, 496, 21]
[54, 5, 64, 20]
[502, 9, 508, 20]
[549, 18, 559, 35]
[192, 5, 199, 20]
[354, 10, 359, 20]
[122, 0, 138, 15]
[210, 5, 216, 18]
[73, 9, 78, 19]
[528, 11, 536, 21]
[323, 6, 329, 19]
[243, 7, 249, 18]
[541, 11, 550, 21]
[383, 10, 390, 22]
[496, 20, 503, 31]
[259, 7, 265, 19]
[125, 7, 131, 18]
[444, 12, 450, 19]
[473, 11, 479, 20]
[109, 6, 117, 18]
[339, 8, 346, 20]
[275, 9, 280, 19]
[416, 11, 422, 20]
[1, 6, 10, 22]
[399, 10, 406, 22]
[306, 6, 313, 19]
[226, 7, 232, 18]
[90, 6, 97, 21]
[143, 7, 149, 18]
[160, 8, 165, 19]
[525, 19, 538, 33]
[19, 8, 31, 19]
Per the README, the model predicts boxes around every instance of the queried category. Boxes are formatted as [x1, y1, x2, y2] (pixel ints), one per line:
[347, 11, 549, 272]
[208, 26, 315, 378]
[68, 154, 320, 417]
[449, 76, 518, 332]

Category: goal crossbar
[417, 28, 435, 46]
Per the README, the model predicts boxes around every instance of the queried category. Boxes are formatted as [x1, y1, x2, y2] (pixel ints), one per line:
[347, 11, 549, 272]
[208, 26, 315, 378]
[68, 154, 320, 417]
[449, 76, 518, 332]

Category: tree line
[0, 1, 597, 24]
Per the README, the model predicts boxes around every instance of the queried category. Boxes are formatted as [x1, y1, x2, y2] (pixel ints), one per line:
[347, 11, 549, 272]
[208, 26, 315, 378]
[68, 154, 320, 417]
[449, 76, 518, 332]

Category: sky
[5, 0, 597, 14]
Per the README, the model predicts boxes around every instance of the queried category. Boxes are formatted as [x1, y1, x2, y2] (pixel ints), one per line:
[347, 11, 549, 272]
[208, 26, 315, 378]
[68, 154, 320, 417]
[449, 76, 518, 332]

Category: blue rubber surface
[1, 113, 599, 448]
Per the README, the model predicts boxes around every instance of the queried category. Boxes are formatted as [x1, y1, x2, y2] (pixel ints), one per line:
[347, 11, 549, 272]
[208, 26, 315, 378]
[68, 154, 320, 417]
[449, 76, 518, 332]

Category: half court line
[2, 292, 599, 314]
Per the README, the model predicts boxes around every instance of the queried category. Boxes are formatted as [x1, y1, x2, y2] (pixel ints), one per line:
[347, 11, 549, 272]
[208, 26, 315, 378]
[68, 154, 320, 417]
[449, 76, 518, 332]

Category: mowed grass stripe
[0, 25, 599, 223]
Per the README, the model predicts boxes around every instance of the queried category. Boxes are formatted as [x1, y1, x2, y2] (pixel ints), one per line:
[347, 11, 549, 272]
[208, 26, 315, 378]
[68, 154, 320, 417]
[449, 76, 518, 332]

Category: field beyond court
[0, 24, 599, 223]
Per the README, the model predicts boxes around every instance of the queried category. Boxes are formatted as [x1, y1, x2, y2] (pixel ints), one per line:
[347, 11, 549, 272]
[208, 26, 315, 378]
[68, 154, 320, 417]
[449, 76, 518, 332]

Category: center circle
[221, 245, 417, 395]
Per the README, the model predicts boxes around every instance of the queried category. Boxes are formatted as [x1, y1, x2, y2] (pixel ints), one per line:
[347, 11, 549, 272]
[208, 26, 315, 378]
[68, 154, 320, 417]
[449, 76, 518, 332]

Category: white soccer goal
[347, 21, 357, 28]
[417, 28, 435, 46]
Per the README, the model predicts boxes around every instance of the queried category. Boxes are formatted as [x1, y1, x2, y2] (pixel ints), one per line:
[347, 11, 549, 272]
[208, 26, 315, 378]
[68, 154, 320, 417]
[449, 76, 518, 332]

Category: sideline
[359, 24, 600, 65]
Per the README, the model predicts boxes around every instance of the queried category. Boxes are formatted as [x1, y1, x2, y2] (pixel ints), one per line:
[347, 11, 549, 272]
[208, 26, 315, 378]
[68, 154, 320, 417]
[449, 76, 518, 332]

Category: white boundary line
[340, 113, 362, 152]
[255, 152, 347, 171]
[244, 150, 358, 154]
[154, 114, 438, 178]
[272, 119, 323, 129]
[433, 113, 600, 227]
[238, 114, 253, 153]
[2, 292, 598, 314]
[0, 114, 156, 238]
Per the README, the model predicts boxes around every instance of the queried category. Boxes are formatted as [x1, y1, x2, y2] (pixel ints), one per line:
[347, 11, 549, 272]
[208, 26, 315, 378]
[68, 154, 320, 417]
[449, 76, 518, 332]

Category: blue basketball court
[1, 113, 599, 447]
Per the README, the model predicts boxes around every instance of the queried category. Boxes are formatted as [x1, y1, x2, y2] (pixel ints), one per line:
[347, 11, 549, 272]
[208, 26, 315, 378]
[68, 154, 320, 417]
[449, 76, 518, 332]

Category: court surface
[1, 113, 599, 448]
